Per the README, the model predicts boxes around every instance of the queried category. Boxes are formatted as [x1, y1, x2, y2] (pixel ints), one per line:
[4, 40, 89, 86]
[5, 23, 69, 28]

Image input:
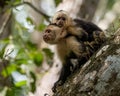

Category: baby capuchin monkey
[43, 23, 92, 92]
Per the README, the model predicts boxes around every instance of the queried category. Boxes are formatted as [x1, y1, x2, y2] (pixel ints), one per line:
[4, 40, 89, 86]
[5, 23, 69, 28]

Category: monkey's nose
[58, 21, 64, 27]
[43, 35, 47, 40]
[43, 35, 50, 41]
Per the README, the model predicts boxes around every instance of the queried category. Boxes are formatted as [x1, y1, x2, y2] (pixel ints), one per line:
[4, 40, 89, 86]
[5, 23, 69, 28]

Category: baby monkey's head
[52, 10, 72, 28]
[43, 23, 67, 44]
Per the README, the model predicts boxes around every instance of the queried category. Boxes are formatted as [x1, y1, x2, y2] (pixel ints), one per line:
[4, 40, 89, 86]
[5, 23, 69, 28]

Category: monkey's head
[43, 24, 67, 44]
[52, 10, 72, 28]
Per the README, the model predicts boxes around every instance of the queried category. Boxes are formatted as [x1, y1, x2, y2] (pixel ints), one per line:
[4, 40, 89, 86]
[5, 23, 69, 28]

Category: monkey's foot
[52, 80, 63, 92]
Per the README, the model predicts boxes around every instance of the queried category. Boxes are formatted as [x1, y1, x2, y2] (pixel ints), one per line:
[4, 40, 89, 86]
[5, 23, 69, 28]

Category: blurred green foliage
[35, 23, 46, 32]
[42, 48, 54, 59]
[0, 0, 47, 95]
[54, 0, 61, 6]
[26, 17, 34, 25]
[107, 17, 120, 36]
[0, 0, 119, 96]
[107, 0, 116, 10]
[6, 87, 28, 96]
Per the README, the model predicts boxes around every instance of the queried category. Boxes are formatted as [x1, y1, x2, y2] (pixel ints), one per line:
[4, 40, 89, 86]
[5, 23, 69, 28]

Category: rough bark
[53, 29, 120, 96]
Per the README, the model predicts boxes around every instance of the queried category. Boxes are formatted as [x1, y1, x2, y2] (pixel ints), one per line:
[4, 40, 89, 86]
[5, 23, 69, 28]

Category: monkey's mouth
[58, 24, 63, 27]
[57, 22, 64, 27]
[43, 35, 50, 41]
[43, 35, 54, 43]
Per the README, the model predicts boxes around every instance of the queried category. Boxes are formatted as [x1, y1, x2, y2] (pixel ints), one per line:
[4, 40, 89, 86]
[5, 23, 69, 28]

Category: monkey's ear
[49, 22, 56, 25]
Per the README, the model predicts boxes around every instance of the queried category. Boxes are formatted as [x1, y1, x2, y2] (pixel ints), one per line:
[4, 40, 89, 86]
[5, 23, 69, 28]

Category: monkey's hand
[52, 80, 63, 92]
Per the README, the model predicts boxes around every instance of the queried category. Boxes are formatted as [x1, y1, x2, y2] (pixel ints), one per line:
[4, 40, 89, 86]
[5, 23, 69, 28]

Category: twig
[0, 11, 12, 35]
[2, 49, 14, 77]
[3, 49, 14, 58]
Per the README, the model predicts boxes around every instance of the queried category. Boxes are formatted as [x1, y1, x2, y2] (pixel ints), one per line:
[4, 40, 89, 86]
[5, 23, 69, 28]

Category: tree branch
[0, 11, 12, 35]
[2, 1, 50, 22]
[12, 1, 50, 22]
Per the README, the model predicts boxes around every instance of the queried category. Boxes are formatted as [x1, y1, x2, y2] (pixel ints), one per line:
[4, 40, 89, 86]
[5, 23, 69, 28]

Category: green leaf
[30, 72, 36, 92]
[0, 45, 7, 58]
[0, 38, 9, 58]
[35, 23, 46, 31]
[2, 38, 10, 43]
[54, 0, 61, 6]
[26, 41, 37, 51]
[32, 52, 43, 66]
[14, 59, 28, 65]
[6, 87, 27, 96]
[13, 0, 21, 5]
[6, 0, 21, 6]
[26, 17, 33, 25]
[16, 49, 29, 61]
[42, 48, 54, 59]
[15, 80, 27, 87]
[2, 64, 17, 77]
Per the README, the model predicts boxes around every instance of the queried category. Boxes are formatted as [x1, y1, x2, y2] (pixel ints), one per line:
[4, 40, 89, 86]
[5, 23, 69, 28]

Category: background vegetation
[0, 0, 120, 96]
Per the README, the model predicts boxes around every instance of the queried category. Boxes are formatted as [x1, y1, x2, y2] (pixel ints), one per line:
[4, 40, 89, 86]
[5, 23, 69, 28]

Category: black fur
[74, 19, 102, 33]
[74, 19, 102, 42]
[52, 57, 73, 92]
[52, 19, 104, 92]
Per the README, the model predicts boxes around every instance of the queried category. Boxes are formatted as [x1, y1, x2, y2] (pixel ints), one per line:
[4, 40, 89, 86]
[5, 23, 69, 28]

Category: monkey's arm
[66, 36, 85, 57]
[67, 26, 88, 41]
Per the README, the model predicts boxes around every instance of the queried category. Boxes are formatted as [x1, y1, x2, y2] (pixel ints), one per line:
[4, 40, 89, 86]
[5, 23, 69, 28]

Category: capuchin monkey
[52, 10, 106, 48]
[43, 10, 106, 92]
[43, 23, 87, 60]
[43, 23, 93, 92]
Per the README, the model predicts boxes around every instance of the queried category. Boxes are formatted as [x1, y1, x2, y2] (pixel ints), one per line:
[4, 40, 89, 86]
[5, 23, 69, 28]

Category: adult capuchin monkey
[52, 10, 106, 51]
[43, 10, 106, 92]
[43, 23, 93, 92]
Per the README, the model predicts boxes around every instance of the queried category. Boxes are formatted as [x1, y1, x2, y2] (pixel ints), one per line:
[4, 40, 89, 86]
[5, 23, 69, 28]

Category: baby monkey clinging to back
[52, 10, 106, 47]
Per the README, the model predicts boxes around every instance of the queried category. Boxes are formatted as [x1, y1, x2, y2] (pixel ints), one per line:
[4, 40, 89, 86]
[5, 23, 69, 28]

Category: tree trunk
[56, 0, 83, 18]
[78, 0, 100, 21]
[53, 29, 120, 96]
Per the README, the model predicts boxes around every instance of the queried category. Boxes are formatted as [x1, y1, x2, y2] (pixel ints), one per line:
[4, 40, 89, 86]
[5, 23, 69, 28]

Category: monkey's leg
[68, 26, 88, 41]
[52, 61, 72, 92]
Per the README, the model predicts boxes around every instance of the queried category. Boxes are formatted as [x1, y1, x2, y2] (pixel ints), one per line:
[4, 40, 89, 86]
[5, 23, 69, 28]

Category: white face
[52, 10, 71, 27]
[43, 25, 64, 44]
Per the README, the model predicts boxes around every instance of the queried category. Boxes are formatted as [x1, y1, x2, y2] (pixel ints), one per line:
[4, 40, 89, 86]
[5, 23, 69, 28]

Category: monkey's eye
[56, 17, 60, 20]
[62, 17, 66, 21]
[46, 29, 51, 33]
